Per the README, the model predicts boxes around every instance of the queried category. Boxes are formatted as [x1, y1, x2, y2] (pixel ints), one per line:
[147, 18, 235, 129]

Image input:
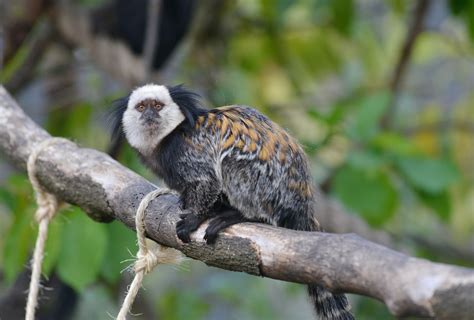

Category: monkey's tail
[308, 284, 354, 320]
[280, 200, 355, 319]
[302, 209, 355, 319]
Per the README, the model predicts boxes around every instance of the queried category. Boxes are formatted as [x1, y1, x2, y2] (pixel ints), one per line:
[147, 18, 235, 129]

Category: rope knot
[35, 194, 58, 222]
[134, 249, 159, 274]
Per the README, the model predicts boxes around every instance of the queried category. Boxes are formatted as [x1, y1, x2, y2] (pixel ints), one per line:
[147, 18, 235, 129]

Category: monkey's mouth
[142, 119, 159, 127]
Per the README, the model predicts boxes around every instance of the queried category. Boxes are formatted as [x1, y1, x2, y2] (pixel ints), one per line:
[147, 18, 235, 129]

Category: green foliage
[47, 102, 93, 139]
[0, 188, 17, 212]
[354, 296, 395, 319]
[347, 150, 385, 170]
[330, 0, 354, 35]
[388, 0, 407, 15]
[3, 206, 35, 282]
[449, 0, 474, 40]
[0, 44, 29, 83]
[333, 164, 398, 226]
[0, 173, 70, 283]
[1, 175, 35, 282]
[394, 156, 458, 221]
[100, 221, 137, 284]
[371, 132, 419, 156]
[347, 92, 390, 142]
[158, 288, 210, 320]
[396, 157, 459, 194]
[57, 208, 107, 292]
[417, 190, 451, 221]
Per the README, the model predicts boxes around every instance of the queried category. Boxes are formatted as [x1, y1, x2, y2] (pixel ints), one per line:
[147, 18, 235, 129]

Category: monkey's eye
[136, 104, 145, 112]
[153, 102, 164, 111]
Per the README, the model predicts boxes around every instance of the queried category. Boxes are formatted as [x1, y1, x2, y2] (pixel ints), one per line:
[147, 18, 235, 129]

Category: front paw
[176, 210, 205, 243]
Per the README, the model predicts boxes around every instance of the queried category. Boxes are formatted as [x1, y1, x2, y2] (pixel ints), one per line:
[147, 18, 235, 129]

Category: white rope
[116, 189, 184, 320]
[25, 137, 70, 320]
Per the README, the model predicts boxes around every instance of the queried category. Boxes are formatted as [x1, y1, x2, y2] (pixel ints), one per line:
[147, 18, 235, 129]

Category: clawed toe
[203, 209, 246, 245]
[175, 211, 206, 243]
[203, 229, 218, 244]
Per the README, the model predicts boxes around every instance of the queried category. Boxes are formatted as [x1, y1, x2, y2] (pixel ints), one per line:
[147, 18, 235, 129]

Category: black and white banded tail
[308, 285, 354, 320]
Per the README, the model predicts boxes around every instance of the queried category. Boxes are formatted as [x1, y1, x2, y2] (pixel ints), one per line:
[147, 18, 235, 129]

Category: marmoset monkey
[111, 84, 354, 320]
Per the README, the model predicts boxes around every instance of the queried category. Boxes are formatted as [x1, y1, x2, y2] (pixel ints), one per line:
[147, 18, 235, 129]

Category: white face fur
[122, 84, 185, 155]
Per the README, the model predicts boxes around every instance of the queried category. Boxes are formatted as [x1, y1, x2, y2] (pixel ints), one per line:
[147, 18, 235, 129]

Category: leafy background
[0, 0, 473, 319]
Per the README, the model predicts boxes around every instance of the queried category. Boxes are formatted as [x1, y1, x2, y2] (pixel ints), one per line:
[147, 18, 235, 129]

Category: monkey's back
[193, 105, 319, 231]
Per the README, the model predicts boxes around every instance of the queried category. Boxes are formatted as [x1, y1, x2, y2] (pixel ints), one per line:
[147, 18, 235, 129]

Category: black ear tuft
[107, 95, 129, 146]
[168, 84, 206, 127]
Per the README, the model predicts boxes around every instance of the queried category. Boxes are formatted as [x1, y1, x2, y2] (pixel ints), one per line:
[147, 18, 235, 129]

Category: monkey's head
[111, 84, 204, 155]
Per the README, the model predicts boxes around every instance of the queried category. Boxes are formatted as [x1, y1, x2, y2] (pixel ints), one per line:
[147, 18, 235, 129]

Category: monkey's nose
[141, 112, 159, 126]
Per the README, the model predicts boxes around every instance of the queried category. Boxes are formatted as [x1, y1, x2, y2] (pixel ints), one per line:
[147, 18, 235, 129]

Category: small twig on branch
[1, 86, 473, 319]
[381, 0, 430, 129]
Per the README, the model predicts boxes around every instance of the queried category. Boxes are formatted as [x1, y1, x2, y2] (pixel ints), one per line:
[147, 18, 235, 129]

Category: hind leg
[204, 209, 247, 244]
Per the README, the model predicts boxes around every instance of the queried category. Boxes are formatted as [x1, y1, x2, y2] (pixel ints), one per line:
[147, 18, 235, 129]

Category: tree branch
[1, 87, 473, 319]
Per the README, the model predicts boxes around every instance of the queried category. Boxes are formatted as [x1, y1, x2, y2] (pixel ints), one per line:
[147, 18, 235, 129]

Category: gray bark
[0, 85, 473, 319]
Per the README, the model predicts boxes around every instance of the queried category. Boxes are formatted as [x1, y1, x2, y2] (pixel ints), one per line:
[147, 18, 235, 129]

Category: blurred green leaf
[158, 289, 209, 320]
[0, 187, 17, 212]
[448, 0, 474, 40]
[47, 102, 93, 139]
[449, 0, 470, 15]
[467, 6, 474, 40]
[1, 175, 35, 282]
[333, 165, 398, 226]
[371, 132, 419, 156]
[260, 0, 294, 27]
[347, 92, 390, 142]
[326, 102, 351, 125]
[396, 157, 459, 194]
[389, 0, 407, 15]
[57, 208, 107, 291]
[3, 204, 35, 282]
[355, 296, 395, 319]
[308, 100, 351, 126]
[417, 190, 451, 221]
[285, 30, 344, 78]
[100, 221, 137, 284]
[307, 108, 326, 122]
[330, 0, 354, 35]
[0, 46, 28, 83]
[347, 151, 385, 170]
